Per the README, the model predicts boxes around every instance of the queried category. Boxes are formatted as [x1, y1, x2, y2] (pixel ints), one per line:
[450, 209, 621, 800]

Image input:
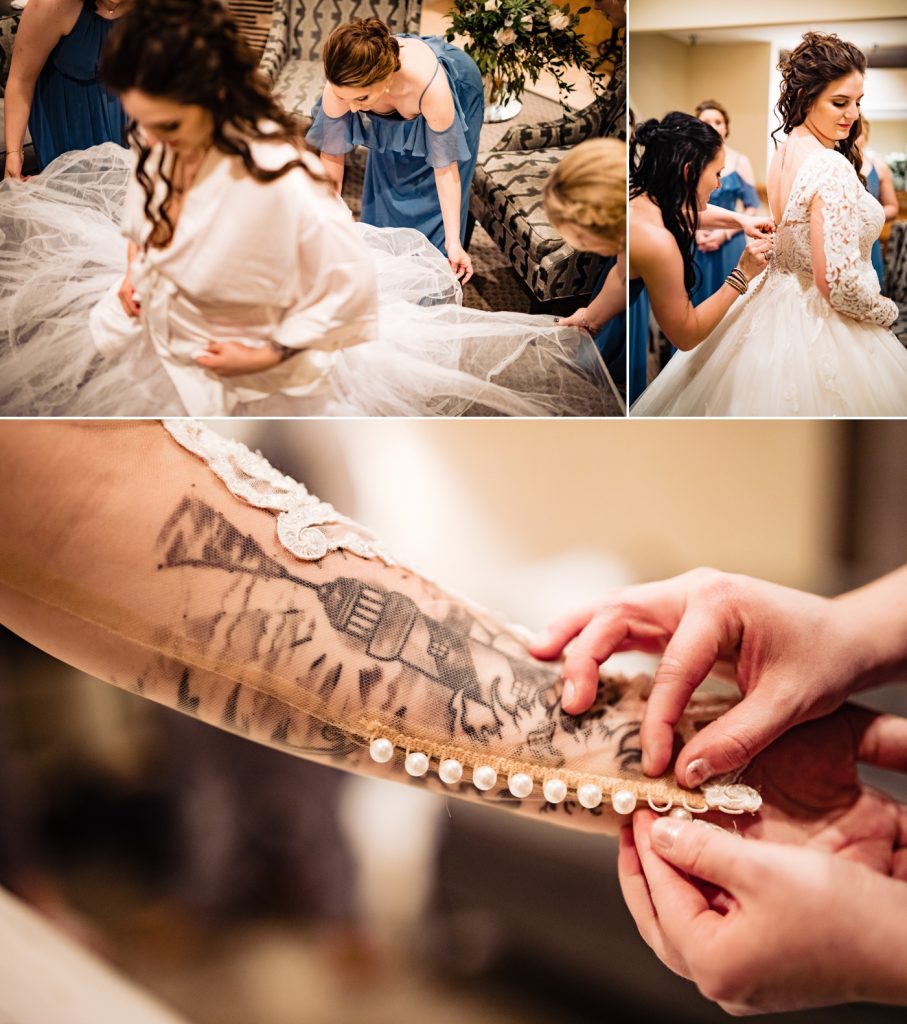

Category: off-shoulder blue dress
[308, 35, 483, 254]
[29, 5, 127, 171]
[690, 165, 760, 306]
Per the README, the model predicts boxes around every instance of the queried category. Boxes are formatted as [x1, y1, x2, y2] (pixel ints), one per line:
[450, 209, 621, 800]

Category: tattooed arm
[0, 421, 733, 833]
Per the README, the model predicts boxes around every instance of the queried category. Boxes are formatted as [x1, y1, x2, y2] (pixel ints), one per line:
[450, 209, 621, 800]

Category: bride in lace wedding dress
[0, 0, 612, 418]
[633, 33, 907, 418]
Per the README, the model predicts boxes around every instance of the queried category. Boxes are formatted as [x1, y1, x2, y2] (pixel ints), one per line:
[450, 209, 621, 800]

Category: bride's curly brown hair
[773, 32, 867, 184]
[101, 0, 328, 248]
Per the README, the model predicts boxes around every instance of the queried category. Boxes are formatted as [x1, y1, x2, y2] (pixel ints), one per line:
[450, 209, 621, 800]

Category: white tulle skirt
[0, 146, 615, 417]
[631, 266, 907, 417]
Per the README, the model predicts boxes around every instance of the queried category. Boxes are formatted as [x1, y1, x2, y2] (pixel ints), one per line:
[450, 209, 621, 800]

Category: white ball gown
[632, 147, 907, 417]
[0, 142, 615, 417]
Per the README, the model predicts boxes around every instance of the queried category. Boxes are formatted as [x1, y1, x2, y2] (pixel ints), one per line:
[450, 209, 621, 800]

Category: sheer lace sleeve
[807, 151, 898, 327]
[0, 422, 760, 833]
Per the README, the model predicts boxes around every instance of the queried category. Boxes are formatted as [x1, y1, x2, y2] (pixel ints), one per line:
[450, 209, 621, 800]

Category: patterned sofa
[259, 0, 422, 128]
[885, 220, 907, 347]
[468, 60, 626, 309]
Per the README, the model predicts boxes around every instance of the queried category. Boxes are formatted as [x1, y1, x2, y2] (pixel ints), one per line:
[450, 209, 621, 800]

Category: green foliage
[445, 0, 607, 104]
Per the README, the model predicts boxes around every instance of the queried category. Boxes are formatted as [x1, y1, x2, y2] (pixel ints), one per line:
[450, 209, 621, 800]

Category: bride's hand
[118, 269, 141, 318]
[446, 239, 474, 284]
[737, 237, 773, 281]
[738, 212, 775, 238]
[195, 340, 284, 377]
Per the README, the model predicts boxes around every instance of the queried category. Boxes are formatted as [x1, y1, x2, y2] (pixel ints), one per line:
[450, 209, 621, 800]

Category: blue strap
[418, 60, 441, 113]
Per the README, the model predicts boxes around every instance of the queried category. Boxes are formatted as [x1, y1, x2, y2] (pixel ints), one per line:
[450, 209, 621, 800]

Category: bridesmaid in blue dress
[858, 118, 898, 293]
[4, 0, 128, 179]
[309, 18, 482, 283]
[690, 101, 760, 306]
[542, 138, 627, 398]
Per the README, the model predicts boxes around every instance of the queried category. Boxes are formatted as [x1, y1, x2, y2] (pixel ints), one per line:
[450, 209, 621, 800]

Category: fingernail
[562, 680, 576, 706]
[641, 750, 653, 775]
[651, 817, 684, 853]
[685, 758, 712, 788]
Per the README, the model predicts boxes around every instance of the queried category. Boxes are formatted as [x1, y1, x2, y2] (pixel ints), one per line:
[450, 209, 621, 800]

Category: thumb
[650, 817, 757, 895]
[675, 688, 792, 787]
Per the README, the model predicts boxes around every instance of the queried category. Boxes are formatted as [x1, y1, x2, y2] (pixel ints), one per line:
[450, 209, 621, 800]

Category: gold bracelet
[725, 270, 748, 296]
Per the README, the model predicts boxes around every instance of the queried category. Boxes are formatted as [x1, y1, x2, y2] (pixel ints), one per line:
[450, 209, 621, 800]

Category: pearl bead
[669, 806, 693, 820]
[508, 773, 533, 799]
[542, 777, 567, 804]
[472, 765, 498, 791]
[404, 751, 429, 777]
[611, 789, 637, 815]
[369, 737, 394, 764]
[577, 783, 603, 809]
[439, 758, 463, 785]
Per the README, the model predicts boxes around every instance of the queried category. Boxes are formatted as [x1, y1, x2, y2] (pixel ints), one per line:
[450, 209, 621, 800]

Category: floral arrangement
[886, 152, 906, 192]
[446, 0, 607, 105]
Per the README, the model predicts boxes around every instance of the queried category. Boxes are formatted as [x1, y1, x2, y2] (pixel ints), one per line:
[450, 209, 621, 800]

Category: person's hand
[118, 269, 141, 318]
[733, 704, 907, 874]
[555, 307, 601, 332]
[738, 212, 774, 238]
[736, 237, 773, 281]
[619, 802, 907, 1014]
[529, 568, 867, 786]
[446, 239, 474, 284]
[194, 340, 284, 377]
[696, 229, 725, 253]
[3, 150, 27, 181]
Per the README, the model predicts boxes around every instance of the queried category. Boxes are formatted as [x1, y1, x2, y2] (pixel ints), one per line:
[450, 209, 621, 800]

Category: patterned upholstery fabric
[275, 58, 324, 129]
[471, 147, 605, 302]
[261, 0, 422, 90]
[470, 61, 626, 304]
[227, 0, 274, 59]
[0, 13, 21, 99]
[886, 221, 907, 347]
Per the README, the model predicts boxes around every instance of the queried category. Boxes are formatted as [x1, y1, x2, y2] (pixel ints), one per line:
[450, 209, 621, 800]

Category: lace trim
[791, 150, 897, 327]
[162, 419, 397, 565]
[360, 718, 762, 817]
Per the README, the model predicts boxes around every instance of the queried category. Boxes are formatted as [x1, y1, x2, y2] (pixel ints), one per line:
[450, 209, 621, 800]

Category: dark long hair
[773, 32, 867, 183]
[630, 112, 723, 294]
[101, 0, 327, 248]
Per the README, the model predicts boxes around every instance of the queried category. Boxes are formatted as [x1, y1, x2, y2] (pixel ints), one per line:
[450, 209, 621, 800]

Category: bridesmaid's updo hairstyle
[544, 138, 627, 249]
[695, 99, 730, 137]
[101, 0, 326, 248]
[774, 32, 867, 180]
[323, 18, 402, 89]
[630, 112, 723, 294]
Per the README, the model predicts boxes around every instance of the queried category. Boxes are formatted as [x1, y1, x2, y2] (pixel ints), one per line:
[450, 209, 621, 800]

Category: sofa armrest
[258, 0, 290, 84]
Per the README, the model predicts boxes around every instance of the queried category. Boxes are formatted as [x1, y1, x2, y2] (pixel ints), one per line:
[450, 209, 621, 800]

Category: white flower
[521, 14, 533, 28]
[548, 9, 570, 30]
[494, 26, 517, 44]
[484, 0, 499, 10]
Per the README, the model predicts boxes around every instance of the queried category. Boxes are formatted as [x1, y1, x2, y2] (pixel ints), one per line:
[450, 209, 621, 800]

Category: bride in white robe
[0, 0, 614, 418]
[632, 33, 907, 418]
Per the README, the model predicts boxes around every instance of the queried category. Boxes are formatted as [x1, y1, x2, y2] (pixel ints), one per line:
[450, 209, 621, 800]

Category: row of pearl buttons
[368, 737, 693, 818]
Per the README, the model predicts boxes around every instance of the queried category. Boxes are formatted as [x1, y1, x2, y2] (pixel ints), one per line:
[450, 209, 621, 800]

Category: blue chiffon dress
[628, 277, 649, 406]
[308, 36, 484, 254]
[690, 165, 760, 306]
[867, 164, 885, 291]
[29, 5, 127, 171]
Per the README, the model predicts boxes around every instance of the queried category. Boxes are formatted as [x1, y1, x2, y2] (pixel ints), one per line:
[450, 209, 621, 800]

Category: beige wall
[319, 420, 843, 601]
[869, 121, 907, 160]
[632, 0, 904, 32]
[629, 36, 773, 182]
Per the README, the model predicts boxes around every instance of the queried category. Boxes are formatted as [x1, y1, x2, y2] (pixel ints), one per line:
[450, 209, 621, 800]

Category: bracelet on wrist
[725, 268, 748, 296]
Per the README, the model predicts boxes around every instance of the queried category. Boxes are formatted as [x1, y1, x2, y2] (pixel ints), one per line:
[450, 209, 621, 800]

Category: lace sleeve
[0, 421, 760, 832]
[809, 152, 898, 327]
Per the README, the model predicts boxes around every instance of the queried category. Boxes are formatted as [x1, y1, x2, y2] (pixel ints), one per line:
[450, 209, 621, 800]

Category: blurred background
[2, 418, 907, 1024]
